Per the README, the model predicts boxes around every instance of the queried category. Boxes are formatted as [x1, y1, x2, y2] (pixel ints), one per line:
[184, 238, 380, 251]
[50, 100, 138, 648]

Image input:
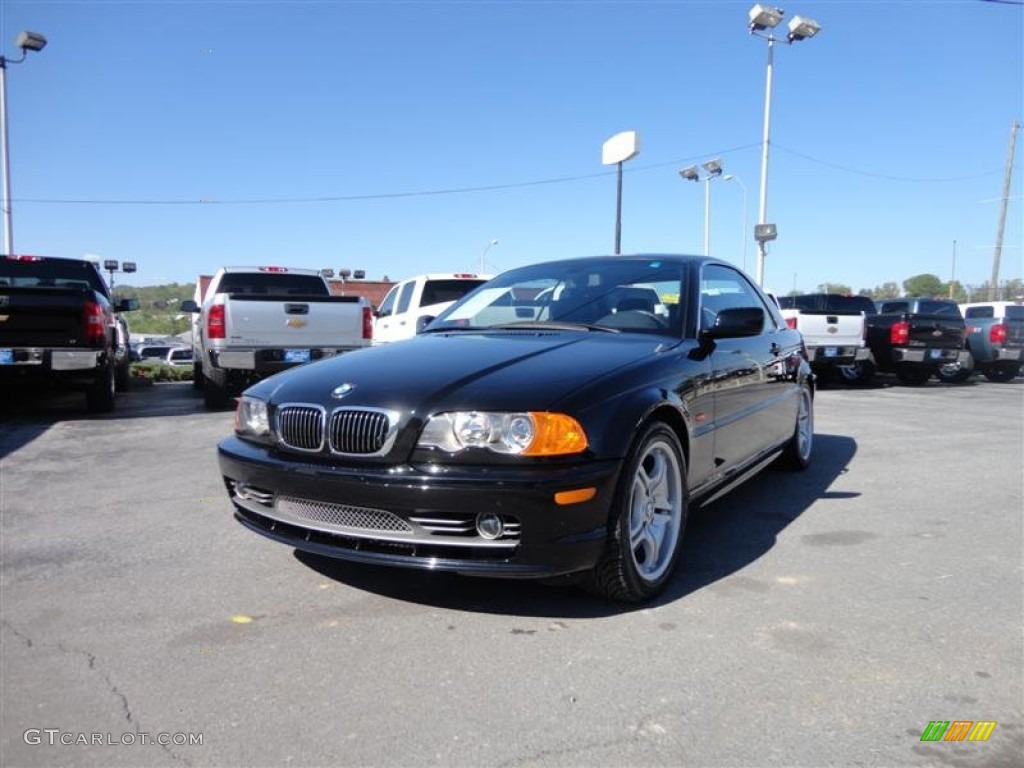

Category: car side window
[396, 282, 415, 314]
[377, 286, 398, 318]
[699, 264, 773, 332]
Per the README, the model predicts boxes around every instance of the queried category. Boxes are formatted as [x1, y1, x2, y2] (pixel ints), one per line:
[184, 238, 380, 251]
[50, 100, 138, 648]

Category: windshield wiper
[488, 321, 620, 334]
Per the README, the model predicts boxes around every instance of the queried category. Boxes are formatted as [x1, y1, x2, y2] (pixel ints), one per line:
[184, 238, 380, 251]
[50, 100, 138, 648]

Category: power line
[16, 143, 761, 206]
[773, 144, 1005, 182]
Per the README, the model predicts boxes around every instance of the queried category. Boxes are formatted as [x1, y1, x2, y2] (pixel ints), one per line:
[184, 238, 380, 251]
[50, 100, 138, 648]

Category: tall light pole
[478, 238, 498, 273]
[679, 159, 723, 257]
[748, 5, 821, 286]
[723, 174, 748, 272]
[602, 131, 640, 255]
[0, 30, 47, 256]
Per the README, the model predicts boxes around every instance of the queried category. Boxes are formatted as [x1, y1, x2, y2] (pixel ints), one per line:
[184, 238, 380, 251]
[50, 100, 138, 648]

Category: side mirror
[180, 300, 200, 313]
[703, 307, 765, 339]
[416, 315, 436, 334]
[116, 298, 140, 312]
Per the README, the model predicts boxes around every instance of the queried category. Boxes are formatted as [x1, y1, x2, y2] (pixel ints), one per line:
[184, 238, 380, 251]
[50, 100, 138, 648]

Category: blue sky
[2, 0, 1022, 294]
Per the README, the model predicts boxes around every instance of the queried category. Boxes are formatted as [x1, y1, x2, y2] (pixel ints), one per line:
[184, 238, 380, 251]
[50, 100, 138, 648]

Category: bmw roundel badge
[331, 382, 356, 399]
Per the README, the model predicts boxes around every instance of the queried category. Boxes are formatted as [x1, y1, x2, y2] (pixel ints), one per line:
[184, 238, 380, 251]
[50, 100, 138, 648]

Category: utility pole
[990, 120, 1019, 301]
[949, 239, 957, 299]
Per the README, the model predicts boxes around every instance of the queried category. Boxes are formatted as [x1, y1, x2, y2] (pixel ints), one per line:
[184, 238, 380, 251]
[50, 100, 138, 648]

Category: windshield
[426, 258, 685, 336]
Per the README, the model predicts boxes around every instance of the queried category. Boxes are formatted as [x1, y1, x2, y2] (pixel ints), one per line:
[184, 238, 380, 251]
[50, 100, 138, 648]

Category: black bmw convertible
[218, 255, 814, 602]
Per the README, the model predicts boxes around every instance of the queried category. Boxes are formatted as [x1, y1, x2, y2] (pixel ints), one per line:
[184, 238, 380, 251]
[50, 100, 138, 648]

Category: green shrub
[130, 361, 195, 382]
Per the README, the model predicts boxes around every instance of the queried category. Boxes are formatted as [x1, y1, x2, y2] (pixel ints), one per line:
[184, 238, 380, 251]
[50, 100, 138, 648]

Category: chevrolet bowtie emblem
[286, 318, 308, 328]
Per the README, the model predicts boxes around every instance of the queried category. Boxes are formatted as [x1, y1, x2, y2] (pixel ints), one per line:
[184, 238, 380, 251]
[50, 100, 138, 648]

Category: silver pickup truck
[182, 266, 372, 408]
[776, 294, 874, 384]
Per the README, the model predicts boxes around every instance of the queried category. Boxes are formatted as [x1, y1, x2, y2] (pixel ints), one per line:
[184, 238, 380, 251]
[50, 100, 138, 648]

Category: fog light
[476, 512, 504, 540]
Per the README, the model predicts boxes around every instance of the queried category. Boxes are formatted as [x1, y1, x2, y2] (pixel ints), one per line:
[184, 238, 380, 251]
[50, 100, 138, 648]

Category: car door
[701, 264, 794, 472]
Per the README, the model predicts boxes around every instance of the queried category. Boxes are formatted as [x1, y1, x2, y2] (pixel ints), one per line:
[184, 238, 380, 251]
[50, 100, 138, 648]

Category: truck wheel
[115, 360, 131, 392]
[936, 362, 972, 384]
[895, 365, 931, 386]
[983, 363, 1021, 383]
[193, 360, 204, 391]
[203, 374, 231, 410]
[86, 362, 117, 413]
[836, 360, 875, 386]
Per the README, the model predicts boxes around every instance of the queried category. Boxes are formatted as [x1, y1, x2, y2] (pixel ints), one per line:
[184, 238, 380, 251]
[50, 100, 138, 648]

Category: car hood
[250, 330, 673, 413]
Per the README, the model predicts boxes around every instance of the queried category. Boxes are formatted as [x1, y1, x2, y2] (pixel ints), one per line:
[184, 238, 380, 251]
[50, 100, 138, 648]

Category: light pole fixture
[602, 131, 640, 255]
[102, 259, 136, 292]
[723, 174, 749, 273]
[748, 4, 821, 286]
[0, 30, 47, 256]
[679, 158, 724, 257]
[479, 238, 498, 273]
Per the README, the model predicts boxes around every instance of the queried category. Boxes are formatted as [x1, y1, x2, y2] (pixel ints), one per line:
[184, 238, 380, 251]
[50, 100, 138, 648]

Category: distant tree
[816, 282, 853, 295]
[872, 281, 901, 299]
[902, 273, 944, 297]
[857, 288, 873, 297]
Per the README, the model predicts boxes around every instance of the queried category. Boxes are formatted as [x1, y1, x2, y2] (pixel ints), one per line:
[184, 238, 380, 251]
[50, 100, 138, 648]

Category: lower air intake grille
[277, 496, 412, 534]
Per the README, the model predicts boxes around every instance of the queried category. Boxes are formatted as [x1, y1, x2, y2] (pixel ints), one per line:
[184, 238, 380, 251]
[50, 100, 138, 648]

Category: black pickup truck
[0, 255, 138, 412]
[864, 297, 967, 385]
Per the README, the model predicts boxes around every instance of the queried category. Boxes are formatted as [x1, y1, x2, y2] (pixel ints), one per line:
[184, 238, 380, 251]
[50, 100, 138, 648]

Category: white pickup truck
[373, 272, 491, 343]
[776, 293, 875, 384]
[182, 266, 372, 408]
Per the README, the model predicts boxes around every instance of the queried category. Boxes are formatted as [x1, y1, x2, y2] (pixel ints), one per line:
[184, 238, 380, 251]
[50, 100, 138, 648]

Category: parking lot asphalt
[1, 377, 1021, 767]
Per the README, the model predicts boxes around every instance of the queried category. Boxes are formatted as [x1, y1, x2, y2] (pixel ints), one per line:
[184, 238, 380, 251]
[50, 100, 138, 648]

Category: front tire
[584, 423, 687, 603]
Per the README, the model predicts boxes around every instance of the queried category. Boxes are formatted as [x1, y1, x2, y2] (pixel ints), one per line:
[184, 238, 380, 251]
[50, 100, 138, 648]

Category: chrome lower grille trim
[278, 496, 412, 533]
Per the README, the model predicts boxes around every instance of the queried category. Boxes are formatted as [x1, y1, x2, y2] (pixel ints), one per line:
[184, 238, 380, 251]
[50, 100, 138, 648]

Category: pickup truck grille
[276, 404, 397, 456]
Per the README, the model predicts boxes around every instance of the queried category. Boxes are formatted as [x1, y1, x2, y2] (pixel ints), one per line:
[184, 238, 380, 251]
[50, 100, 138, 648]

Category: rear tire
[192, 360, 204, 391]
[775, 382, 813, 471]
[203, 374, 231, 410]
[983, 363, 1021, 383]
[836, 360, 875, 386]
[86, 362, 117, 413]
[936, 362, 973, 384]
[895, 365, 931, 386]
[584, 423, 687, 604]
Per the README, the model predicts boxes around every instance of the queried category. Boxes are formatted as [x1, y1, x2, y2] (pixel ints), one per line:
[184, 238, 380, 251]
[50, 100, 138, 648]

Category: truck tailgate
[789, 310, 864, 346]
[906, 314, 964, 348]
[0, 287, 96, 348]
[221, 295, 365, 347]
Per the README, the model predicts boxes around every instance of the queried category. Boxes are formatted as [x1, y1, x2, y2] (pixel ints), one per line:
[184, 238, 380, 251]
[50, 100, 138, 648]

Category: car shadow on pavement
[296, 432, 858, 618]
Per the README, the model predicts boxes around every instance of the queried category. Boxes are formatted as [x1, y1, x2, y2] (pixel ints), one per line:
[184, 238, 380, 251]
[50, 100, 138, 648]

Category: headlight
[418, 411, 587, 456]
[235, 396, 271, 440]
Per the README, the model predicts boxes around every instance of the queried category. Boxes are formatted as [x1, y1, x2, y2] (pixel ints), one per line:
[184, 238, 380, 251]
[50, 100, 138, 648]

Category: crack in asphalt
[494, 712, 683, 766]
[2, 621, 193, 767]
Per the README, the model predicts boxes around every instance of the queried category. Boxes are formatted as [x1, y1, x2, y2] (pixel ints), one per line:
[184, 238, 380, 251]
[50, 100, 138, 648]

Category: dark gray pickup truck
[0, 255, 138, 411]
[937, 301, 1024, 383]
[863, 297, 968, 386]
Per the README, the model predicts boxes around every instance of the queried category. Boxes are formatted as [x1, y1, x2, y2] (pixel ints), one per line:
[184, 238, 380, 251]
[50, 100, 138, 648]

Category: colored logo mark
[920, 721, 997, 742]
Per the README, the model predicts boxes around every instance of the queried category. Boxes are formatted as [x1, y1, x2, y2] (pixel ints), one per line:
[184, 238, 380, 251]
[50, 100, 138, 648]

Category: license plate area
[824, 347, 838, 358]
[0, 349, 13, 364]
[284, 349, 311, 364]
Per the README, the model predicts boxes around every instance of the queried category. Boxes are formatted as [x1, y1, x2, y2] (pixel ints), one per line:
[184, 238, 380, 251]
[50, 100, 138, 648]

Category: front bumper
[218, 436, 621, 578]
